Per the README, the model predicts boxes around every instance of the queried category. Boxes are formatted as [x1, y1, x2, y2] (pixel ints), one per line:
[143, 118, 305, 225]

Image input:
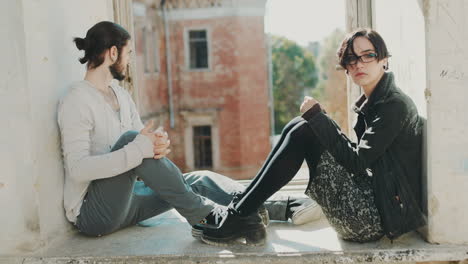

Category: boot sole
[201, 226, 266, 246]
[192, 228, 203, 240]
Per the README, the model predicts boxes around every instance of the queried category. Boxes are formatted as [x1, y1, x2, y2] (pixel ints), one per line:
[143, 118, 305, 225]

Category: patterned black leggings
[236, 116, 384, 242]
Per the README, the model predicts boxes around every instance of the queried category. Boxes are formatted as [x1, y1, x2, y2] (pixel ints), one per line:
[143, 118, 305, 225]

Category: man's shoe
[291, 199, 323, 225]
[201, 206, 266, 246]
[192, 206, 269, 240]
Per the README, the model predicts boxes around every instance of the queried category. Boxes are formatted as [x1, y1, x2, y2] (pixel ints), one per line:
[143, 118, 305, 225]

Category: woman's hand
[300, 96, 319, 114]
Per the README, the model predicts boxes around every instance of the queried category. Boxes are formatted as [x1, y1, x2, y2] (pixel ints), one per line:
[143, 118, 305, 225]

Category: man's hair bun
[74, 37, 88, 51]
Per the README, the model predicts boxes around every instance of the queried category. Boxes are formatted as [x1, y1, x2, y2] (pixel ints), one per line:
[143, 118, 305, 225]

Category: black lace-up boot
[200, 206, 266, 246]
[191, 192, 269, 240]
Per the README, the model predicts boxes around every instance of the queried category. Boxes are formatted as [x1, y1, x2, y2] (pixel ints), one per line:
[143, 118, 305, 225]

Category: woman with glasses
[199, 28, 426, 246]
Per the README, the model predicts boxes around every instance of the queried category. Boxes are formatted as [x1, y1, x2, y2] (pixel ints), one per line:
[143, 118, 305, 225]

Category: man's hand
[153, 127, 171, 159]
[140, 120, 157, 145]
[300, 96, 319, 114]
[140, 121, 171, 159]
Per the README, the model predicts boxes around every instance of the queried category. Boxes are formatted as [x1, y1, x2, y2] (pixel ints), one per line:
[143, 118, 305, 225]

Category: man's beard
[109, 59, 126, 81]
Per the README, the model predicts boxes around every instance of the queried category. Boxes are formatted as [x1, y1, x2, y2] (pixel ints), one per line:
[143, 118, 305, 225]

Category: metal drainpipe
[161, 0, 175, 128]
[267, 34, 275, 138]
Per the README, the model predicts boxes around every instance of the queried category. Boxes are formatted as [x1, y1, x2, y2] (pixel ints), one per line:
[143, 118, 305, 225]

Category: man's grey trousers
[75, 131, 289, 236]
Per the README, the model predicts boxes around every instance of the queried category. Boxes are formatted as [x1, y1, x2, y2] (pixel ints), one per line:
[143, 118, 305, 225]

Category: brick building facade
[132, 0, 271, 179]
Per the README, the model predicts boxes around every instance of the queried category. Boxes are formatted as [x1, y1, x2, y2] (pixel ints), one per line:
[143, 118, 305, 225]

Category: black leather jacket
[303, 72, 426, 240]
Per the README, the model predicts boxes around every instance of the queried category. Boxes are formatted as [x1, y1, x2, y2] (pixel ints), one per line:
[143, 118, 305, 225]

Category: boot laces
[211, 206, 228, 225]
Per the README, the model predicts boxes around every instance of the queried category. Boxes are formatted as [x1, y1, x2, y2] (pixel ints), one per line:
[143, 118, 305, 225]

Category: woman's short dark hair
[74, 21, 131, 69]
[337, 28, 389, 69]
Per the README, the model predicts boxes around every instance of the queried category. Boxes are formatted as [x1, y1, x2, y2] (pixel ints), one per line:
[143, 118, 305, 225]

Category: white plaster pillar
[424, 0, 468, 244]
[0, 0, 114, 255]
[0, 0, 42, 254]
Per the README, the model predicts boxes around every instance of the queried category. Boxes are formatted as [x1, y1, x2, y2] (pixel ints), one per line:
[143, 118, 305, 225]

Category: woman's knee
[288, 120, 311, 142]
[282, 116, 306, 134]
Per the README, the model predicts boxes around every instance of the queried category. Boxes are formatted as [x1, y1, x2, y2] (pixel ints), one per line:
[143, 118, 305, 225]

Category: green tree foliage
[313, 29, 348, 133]
[271, 35, 318, 134]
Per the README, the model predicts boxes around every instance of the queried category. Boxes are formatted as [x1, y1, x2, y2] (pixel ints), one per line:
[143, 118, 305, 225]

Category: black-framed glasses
[344, 53, 378, 66]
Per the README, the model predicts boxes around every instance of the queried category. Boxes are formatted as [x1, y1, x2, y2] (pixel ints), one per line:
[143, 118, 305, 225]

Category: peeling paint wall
[0, 0, 114, 255]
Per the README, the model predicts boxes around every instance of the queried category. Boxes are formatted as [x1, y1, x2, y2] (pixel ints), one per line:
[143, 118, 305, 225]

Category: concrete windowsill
[1, 209, 467, 264]
[2, 168, 467, 264]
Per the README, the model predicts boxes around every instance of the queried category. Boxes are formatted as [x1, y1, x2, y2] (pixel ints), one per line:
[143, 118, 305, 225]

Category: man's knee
[122, 130, 139, 142]
[112, 130, 139, 151]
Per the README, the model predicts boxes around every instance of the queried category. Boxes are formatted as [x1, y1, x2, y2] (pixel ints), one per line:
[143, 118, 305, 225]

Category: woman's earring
[383, 65, 388, 70]
[345, 69, 349, 74]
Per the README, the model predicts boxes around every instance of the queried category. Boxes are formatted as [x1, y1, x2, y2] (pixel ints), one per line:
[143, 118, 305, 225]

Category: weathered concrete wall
[372, 0, 429, 238]
[423, 0, 468, 244]
[373, 0, 427, 116]
[0, 0, 41, 255]
[374, 0, 468, 245]
[0, 0, 114, 255]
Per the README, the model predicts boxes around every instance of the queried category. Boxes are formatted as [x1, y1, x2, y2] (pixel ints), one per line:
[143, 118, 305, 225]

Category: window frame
[184, 27, 212, 72]
[192, 125, 214, 169]
[142, 25, 160, 75]
[181, 112, 220, 171]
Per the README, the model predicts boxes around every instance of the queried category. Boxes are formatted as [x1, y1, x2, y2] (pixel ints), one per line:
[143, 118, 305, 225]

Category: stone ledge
[1, 210, 467, 264]
[3, 249, 468, 264]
